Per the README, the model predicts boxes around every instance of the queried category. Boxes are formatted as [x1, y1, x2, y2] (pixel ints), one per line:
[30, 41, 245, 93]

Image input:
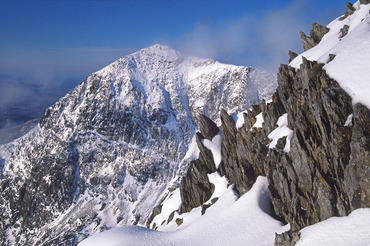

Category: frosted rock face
[0, 44, 276, 245]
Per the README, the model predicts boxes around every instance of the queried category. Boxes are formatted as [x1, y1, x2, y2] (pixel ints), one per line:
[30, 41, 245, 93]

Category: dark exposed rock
[167, 211, 175, 223]
[288, 51, 298, 63]
[328, 54, 336, 62]
[175, 218, 183, 226]
[360, 0, 370, 4]
[146, 204, 162, 229]
[300, 32, 316, 51]
[205, 56, 369, 243]
[310, 23, 330, 44]
[340, 2, 357, 20]
[343, 104, 370, 209]
[146, 2, 369, 244]
[179, 132, 216, 213]
[271, 59, 369, 241]
[198, 114, 220, 140]
[211, 197, 218, 203]
[300, 23, 329, 51]
[274, 231, 300, 246]
[174, 53, 369, 245]
[340, 25, 350, 38]
[218, 107, 266, 196]
[116, 216, 124, 224]
[201, 203, 212, 215]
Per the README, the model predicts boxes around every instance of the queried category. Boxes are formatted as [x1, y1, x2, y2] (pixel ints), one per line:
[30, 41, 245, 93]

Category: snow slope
[290, 1, 370, 108]
[79, 177, 289, 246]
[296, 208, 370, 246]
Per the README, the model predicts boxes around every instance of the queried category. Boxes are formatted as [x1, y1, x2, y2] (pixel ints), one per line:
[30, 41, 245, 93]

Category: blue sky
[1, 0, 349, 79]
[0, 0, 350, 126]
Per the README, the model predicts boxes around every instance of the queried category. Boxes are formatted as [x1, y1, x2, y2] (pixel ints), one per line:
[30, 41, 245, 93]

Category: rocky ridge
[148, 1, 370, 245]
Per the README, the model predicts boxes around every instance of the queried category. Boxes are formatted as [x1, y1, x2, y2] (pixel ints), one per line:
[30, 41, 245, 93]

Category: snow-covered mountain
[79, 1, 370, 245]
[0, 44, 277, 245]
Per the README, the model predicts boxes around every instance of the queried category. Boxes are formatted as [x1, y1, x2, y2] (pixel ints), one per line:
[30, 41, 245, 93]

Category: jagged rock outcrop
[179, 118, 218, 213]
[144, 2, 370, 245]
[218, 107, 264, 196]
[175, 56, 369, 244]
[300, 23, 329, 51]
[270, 58, 355, 230]
[299, 32, 316, 51]
[288, 51, 298, 63]
[340, 2, 357, 20]
[310, 23, 330, 44]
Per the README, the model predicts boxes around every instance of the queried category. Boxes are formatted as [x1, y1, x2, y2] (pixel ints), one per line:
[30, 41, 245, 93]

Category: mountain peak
[134, 43, 183, 60]
[147, 43, 173, 51]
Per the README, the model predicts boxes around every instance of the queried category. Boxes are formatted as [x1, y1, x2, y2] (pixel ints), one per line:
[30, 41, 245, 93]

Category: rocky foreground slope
[147, 1, 370, 245]
[0, 44, 276, 245]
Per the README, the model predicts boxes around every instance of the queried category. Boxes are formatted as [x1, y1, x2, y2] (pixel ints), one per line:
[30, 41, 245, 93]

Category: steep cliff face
[162, 57, 369, 230]
[270, 59, 369, 243]
[0, 44, 276, 245]
[148, 1, 370, 244]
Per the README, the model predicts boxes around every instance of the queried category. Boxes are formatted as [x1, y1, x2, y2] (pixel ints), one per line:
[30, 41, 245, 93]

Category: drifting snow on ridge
[290, 1, 370, 108]
[79, 177, 290, 246]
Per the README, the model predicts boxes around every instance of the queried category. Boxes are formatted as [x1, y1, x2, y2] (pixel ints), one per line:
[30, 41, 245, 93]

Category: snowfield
[79, 176, 370, 246]
[296, 208, 370, 246]
[79, 176, 290, 246]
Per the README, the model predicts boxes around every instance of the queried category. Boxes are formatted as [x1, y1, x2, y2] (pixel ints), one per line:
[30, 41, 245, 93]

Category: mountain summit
[0, 44, 277, 244]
